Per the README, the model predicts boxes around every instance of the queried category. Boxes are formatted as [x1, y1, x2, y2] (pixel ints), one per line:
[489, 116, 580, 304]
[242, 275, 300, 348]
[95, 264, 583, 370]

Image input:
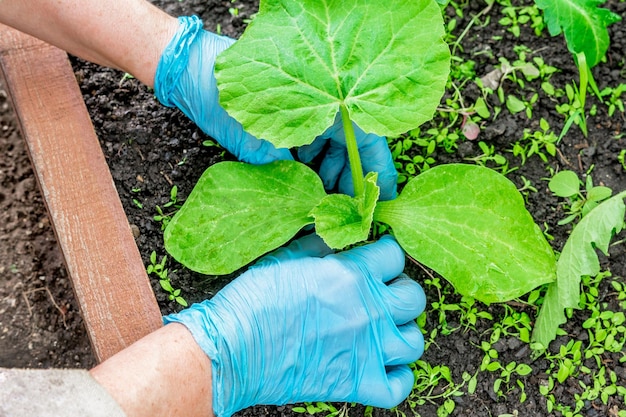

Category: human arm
[90, 323, 213, 417]
[0, 0, 177, 87]
[91, 234, 425, 417]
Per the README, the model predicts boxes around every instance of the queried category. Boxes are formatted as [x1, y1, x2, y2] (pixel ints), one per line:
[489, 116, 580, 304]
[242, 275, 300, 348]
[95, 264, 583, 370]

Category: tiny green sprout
[293, 401, 350, 417]
[132, 198, 143, 209]
[555, 81, 586, 139]
[164, 185, 179, 208]
[465, 141, 515, 174]
[548, 170, 613, 225]
[599, 83, 626, 116]
[146, 251, 188, 307]
[503, 91, 536, 119]
[457, 296, 493, 330]
[618, 149, 626, 171]
[118, 72, 134, 87]
[498, 2, 533, 38]
[510, 118, 557, 164]
[154, 186, 183, 231]
[517, 175, 538, 203]
[406, 360, 469, 416]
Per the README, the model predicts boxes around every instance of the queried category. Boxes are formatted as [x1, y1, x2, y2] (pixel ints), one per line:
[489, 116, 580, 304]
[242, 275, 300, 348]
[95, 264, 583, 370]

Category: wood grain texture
[0, 24, 162, 363]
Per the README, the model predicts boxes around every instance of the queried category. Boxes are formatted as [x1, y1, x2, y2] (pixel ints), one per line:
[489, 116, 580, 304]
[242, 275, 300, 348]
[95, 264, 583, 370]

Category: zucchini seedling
[164, 0, 557, 305]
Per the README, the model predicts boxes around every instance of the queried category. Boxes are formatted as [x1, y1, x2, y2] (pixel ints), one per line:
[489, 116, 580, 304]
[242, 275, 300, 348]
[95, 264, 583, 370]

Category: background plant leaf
[531, 191, 626, 349]
[312, 172, 379, 249]
[535, 0, 621, 68]
[215, 0, 451, 148]
[548, 170, 580, 197]
[164, 161, 326, 275]
[374, 164, 556, 304]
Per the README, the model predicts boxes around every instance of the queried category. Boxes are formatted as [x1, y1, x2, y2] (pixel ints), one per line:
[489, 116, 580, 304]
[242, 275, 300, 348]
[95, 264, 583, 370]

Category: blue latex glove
[154, 17, 398, 199]
[164, 234, 426, 417]
[299, 116, 398, 200]
[154, 16, 289, 164]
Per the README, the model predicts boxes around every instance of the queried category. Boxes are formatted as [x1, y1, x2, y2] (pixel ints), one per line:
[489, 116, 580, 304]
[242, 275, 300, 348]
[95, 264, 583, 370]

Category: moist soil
[1, 0, 626, 416]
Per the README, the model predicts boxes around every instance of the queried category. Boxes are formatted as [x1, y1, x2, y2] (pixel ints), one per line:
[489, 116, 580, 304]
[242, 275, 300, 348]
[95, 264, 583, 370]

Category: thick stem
[340, 104, 364, 197]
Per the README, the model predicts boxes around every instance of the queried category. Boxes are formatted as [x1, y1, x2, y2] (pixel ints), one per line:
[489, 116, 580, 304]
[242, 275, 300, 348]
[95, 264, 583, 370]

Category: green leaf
[164, 161, 326, 274]
[587, 185, 612, 203]
[215, 0, 451, 148]
[531, 191, 626, 349]
[506, 95, 526, 114]
[549, 170, 580, 198]
[374, 164, 556, 304]
[535, 0, 621, 68]
[312, 172, 379, 249]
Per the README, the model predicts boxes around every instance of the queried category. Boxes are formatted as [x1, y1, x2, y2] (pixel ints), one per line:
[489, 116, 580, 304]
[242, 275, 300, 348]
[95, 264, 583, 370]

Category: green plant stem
[576, 52, 589, 137]
[340, 104, 365, 196]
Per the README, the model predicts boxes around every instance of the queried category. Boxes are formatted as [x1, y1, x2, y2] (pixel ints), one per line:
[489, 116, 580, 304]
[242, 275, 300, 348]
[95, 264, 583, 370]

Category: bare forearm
[90, 323, 214, 417]
[0, 0, 178, 86]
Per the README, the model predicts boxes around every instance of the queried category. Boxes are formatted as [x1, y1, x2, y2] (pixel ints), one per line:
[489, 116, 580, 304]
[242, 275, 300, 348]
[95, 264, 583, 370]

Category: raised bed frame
[0, 24, 162, 363]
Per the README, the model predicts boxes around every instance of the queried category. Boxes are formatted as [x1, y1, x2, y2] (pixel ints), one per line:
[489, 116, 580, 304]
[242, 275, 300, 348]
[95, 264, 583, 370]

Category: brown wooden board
[0, 24, 162, 363]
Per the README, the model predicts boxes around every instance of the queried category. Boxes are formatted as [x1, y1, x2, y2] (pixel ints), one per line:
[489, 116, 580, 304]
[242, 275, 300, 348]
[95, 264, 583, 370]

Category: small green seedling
[548, 170, 613, 225]
[535, 0, 621, 137]
[154, 185, 182, 231]
[510, 118, 558, 165]
[146, 251, 188, 307]
[599, 83, 626, 116]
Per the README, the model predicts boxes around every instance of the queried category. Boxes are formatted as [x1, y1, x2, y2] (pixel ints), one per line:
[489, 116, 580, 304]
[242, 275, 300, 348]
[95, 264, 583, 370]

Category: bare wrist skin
[90, 323, 214, 417]
[0, 0, 178, 86]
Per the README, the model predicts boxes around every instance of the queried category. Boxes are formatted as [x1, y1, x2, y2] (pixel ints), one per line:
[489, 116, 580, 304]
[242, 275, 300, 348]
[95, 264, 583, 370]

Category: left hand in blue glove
[154, 16, 289, 164]
[164, 234, 425, 416]
[154, 16, 398, 199]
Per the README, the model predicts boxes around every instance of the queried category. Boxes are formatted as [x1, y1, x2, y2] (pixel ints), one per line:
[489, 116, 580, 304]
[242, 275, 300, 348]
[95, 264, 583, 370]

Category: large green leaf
[215, 0, 450, 148]
[164, 161, 326, 275]
[374, 164, 556, 304]
[531, 191, 626, 349]
[311, 172, 379, 249]
[535, 0, 621, 68]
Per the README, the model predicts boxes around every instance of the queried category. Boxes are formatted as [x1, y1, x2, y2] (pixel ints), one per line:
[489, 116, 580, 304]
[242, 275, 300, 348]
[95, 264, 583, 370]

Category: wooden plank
[0, 24, 162, 363]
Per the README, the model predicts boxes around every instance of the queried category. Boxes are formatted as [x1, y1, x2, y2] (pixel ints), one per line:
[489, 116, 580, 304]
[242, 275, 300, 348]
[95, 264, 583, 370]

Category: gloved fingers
[356, 133, 398, 200]
[383, 320, 424, 366]
[384, 274, 427, 325]
[335, 157, 397, 202]
[236, 134, 293, 165]
[257, 234, 333, 265]
[297, 137, 328, 163]
[318, 144, 347, 192]
[375, 168, 398, 201]
[319, 112, 344, 142]
[364, 365, 414, 409]
[337, 165, 355, 197]
[333, 235, 404, 283]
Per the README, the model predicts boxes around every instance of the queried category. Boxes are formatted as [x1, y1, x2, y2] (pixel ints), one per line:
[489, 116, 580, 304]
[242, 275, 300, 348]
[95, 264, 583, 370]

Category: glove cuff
[163, 306, 237, 417]
[154, 15, 204, 108]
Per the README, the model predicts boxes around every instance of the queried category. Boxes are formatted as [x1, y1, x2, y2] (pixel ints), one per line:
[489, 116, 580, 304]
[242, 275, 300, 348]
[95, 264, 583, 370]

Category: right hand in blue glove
[164, 234, 426, 417]
[154, 16, 398, 199]
[299, 115, 398, 200]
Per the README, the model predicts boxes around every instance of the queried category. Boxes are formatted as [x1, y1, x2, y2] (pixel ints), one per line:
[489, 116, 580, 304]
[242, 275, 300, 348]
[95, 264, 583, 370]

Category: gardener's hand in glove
[154, 16, 398, 199]
[298, 117, 398, 200]
[164, 234, 426, 417]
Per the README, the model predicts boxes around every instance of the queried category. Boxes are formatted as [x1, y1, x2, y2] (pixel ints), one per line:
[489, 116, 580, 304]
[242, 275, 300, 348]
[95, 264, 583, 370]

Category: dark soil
[2, 0, 625, 416]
